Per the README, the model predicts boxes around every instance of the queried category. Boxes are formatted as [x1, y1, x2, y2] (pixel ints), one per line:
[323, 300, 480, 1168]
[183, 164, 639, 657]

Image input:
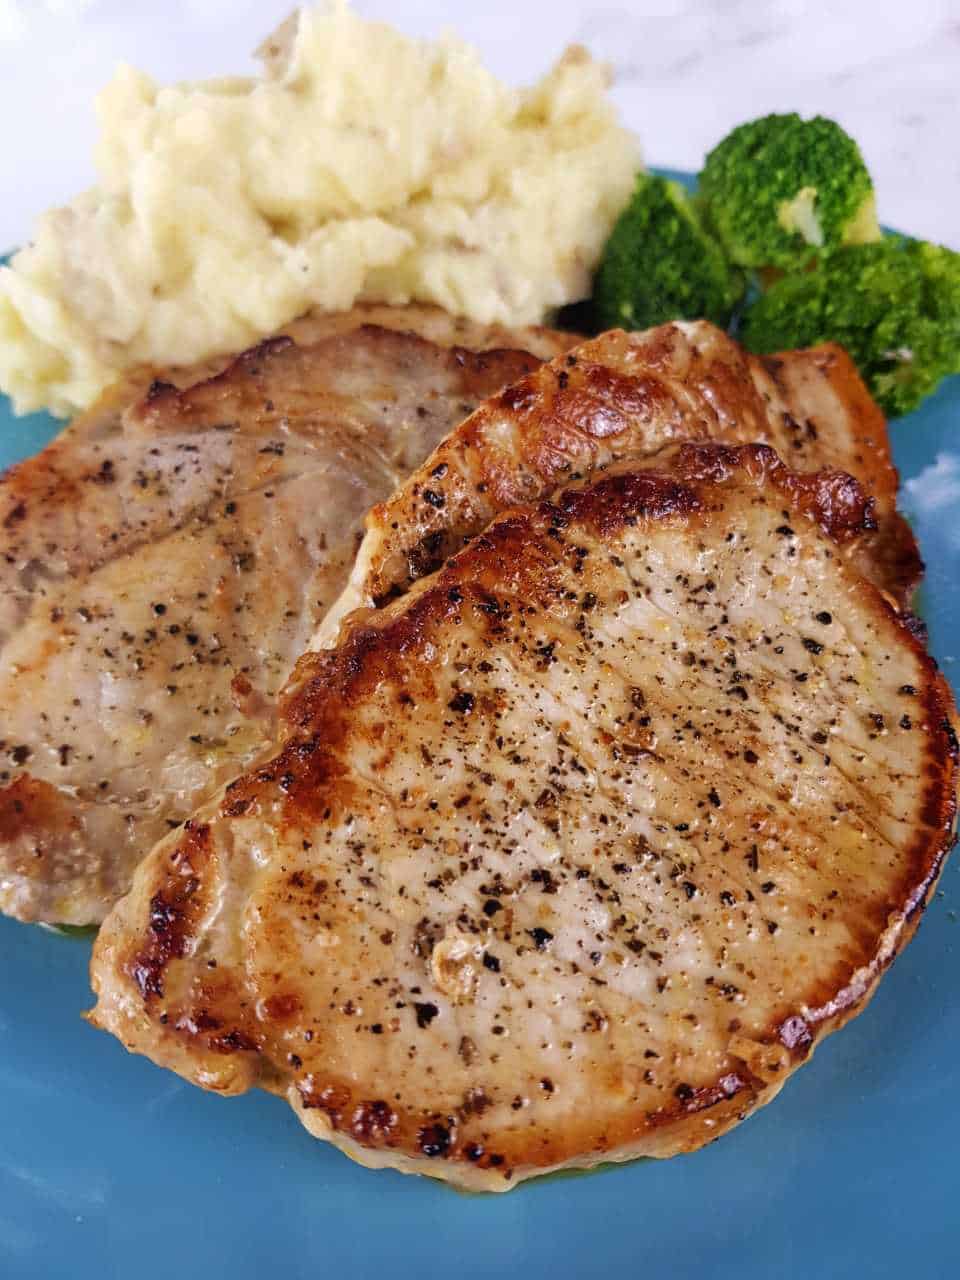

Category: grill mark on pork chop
[90, 443, 957, 1190]
[0, 315, 576, 924]
[316, 322, 918, 654]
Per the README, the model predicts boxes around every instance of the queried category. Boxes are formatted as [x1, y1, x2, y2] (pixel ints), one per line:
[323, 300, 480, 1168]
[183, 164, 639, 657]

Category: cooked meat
[0, 312, 576, 924]
[280, 304, 578, 365]
[54, 303, 579, 438]
[89, 442, 957, 1191]
[318, 322, 919, 649]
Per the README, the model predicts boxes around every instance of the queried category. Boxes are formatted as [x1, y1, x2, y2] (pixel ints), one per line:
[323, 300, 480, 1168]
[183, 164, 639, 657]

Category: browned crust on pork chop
[89, 443, 956, 1189]
[317, 323, 917, 652]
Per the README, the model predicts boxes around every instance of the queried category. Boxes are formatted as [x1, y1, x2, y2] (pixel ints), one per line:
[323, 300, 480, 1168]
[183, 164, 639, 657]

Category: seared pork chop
[318, 322, 919, 649]
[90, 443, 957, 1190]
[0, 312, 576, 924]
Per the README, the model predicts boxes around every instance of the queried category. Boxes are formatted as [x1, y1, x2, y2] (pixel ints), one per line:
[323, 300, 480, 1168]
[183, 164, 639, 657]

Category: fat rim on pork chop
[90, 441, 957, 1191]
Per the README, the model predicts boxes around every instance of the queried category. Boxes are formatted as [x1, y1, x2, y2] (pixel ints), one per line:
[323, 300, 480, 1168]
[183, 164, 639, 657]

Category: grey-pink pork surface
[0, 307, 575, 923]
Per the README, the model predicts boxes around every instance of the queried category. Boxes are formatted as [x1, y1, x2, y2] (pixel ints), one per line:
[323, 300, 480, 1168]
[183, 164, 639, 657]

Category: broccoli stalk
[741, 237, 960, 417]
[591, 174, 744, 332]
[699, 113, 881, 272]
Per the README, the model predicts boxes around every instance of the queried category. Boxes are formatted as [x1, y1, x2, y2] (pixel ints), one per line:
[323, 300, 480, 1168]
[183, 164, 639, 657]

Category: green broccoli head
[740, 236, 960, 417]
[591, 173, 744, 332]
[699, 113, 881, 272]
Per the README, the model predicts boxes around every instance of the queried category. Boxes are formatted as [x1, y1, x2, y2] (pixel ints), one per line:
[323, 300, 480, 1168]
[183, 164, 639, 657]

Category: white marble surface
[1, 0, 957, 252]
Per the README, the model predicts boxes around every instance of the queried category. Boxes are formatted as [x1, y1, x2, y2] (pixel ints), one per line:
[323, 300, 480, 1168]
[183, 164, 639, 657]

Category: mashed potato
[0, 3, 639, 417]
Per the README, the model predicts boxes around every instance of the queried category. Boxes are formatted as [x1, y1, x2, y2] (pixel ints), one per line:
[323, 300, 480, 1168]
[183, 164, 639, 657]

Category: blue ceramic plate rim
[1, 171, 958, 1280]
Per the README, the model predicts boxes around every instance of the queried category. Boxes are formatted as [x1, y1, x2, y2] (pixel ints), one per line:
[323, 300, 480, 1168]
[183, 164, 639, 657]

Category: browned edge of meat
[756, 343, 921, 604]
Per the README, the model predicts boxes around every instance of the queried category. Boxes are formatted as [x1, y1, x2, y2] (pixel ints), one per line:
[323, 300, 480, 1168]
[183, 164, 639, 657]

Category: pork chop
[89, 442, 957, 1190]
[0, 311, 576, 924]
[317, 321, 919, 649]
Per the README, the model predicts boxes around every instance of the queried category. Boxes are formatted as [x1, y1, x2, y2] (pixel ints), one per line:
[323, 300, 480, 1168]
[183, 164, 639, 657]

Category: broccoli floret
[591, 173, 744, 332]
[741, 237, 960, 417]
[699, 113, 881, 272]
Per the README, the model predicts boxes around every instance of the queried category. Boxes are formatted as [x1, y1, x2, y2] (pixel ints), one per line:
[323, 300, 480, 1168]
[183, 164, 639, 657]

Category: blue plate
[1, 178, 958, 1280]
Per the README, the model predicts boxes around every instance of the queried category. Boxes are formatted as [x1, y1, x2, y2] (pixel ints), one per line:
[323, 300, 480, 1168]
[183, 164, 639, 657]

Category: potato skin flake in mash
[0, 4, 639, 417]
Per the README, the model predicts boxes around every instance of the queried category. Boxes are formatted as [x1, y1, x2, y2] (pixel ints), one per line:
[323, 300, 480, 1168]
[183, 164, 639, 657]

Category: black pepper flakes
[414, 1002, 439, 1028]
[418, 1123, 452, 1158]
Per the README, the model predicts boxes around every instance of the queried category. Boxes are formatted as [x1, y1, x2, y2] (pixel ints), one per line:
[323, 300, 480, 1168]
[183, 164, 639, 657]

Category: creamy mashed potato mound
[0, 4, 639, 417]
